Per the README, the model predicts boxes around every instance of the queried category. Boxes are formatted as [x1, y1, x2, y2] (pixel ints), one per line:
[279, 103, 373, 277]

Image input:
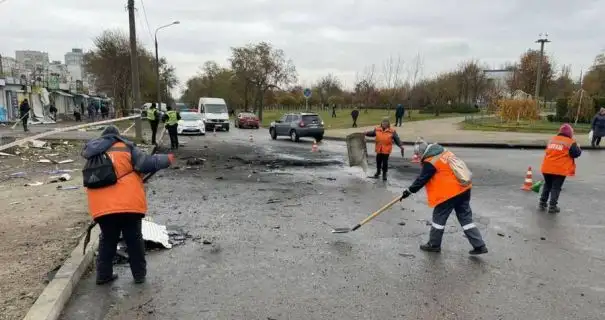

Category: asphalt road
[61, 127, 605, 320]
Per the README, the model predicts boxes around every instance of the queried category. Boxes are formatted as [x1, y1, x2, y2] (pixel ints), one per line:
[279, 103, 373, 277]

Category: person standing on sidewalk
[82, 125, 175, 284]
[331, 104, 337, 118]
[147, 103, 160, 145]
[590, 108, 605, 147]
[395, 104, 405, 127]
[162, 105, 181, 150]
[351, 108, 359, 127]
[539, 123, 582, 213]
[19, 99, 30, 132]
[400, 140, 488, 255]
[364, 117, 404, 181]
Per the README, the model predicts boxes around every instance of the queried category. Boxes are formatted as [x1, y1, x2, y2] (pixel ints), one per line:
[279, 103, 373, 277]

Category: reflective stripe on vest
[541, 135, 576, 176]
[375, 126, 395, 154]
[147, 109, 156, 121]
[166, 110, 178, 125]
[86, 142, 147, 219]
[423, 151, 472, 208]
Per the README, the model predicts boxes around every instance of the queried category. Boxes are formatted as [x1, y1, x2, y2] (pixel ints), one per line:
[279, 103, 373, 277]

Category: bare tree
[406, 53, 424, 118]
[382, 54, 404, 113]
[354, 64, 377, 113]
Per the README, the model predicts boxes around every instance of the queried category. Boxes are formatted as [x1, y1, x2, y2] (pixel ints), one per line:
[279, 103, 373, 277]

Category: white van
[198, 97, 230, 131]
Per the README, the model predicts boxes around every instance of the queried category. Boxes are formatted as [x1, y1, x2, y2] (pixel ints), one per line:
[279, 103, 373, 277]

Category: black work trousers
[428, 190, 485, 249]
[352, 117, 358, 128]
[22, 115, 29, 132]
[539, 173, 566, 207]
[591, 136, 601, 147]
[375, 153, 390, 176]
[395, 116, 403, 127]
[149, 120, 159, 145]
[95, 213, 146, 282]
[166, 124, 179, 149]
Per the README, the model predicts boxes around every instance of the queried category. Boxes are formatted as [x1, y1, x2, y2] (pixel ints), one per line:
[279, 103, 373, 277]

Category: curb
[23, 226, 100, 320]
[322, 136, 604, 150]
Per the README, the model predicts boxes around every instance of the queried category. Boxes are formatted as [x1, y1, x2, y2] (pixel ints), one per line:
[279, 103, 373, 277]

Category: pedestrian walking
[364, 117, 404, 181]
[400, 140, 488, 255]
[19, 99, 30, 132]
[82, 125, 174, 285]
[49, 103, 58, 121]
[147, 103, 160, 145]
[331, 104, 337, 118]
[590, 107, 605, 147]
[351, 108, 359, 128]
[162, 105, 181, 150]
[101, 103, 109, 119]
[87, 102, 96, 122]
[395, 103, 405, 127]
[539, 123, 582, 213]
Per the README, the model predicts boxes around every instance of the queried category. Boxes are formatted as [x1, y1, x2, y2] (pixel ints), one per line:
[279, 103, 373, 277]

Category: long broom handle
[351, 196, 402, 231]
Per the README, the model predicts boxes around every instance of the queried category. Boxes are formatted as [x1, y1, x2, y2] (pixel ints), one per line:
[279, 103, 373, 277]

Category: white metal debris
[142, 219, 172, 249]
[58, 159, 74, 164]
[30, 140, 48, 148]
[25, 182, 43, 186]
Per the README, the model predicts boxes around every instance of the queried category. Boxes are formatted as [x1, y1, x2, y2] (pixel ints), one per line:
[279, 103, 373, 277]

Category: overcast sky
[1, 0, 603, 94]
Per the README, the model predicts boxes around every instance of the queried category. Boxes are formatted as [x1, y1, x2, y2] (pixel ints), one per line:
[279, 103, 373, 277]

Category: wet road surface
[61, 127, 605, 320]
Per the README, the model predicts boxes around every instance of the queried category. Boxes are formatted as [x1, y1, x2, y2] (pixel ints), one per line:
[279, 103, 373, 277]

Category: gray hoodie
[82, 127, 171, 174]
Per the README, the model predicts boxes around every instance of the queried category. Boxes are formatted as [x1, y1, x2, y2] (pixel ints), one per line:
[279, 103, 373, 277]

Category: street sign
[303, 88, 312, 99]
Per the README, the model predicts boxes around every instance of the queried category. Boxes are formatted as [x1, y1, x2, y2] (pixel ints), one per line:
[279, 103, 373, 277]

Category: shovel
[332, 196, 402, 233]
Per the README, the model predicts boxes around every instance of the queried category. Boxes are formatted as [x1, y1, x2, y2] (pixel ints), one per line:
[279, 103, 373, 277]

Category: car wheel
[315, 135, 324, 142]
[270, 128, 277, 140]
[290, 130, 300, 142]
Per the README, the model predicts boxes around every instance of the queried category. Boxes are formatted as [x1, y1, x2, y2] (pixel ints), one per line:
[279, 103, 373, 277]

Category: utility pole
[127, 0, 143, 141]
[534, 33, 550, 102]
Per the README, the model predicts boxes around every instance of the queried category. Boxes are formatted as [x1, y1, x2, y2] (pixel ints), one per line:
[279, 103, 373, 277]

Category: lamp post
[534, 33, 550, 100]
[155, 21, 180, 107]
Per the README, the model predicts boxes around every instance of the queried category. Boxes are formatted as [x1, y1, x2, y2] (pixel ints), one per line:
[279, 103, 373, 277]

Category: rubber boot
[469, 246, 488, 255]
[538, 201, 547, 211]
[382, 172, 387, 181]
[420, 243, 441, 253]
[371, 172, 380, 179]
[96, 273, 118, 285]
[548, 206, 560, 214]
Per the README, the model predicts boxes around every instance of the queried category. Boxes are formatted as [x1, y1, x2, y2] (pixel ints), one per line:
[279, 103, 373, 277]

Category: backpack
[442, 150, 472, 186]
[82, 152, 118, 189]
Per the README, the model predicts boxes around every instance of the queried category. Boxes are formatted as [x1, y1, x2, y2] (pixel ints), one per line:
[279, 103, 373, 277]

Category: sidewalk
[324, 117, 593, 149]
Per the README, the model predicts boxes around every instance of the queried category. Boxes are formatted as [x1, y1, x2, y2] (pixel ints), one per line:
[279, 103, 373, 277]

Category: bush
[497, 99, 540, 121]
[566, 90, 594, 123]
[555, 98, 568, 120]
[593, 96, 605, 113]
[418, 103, 479, 114]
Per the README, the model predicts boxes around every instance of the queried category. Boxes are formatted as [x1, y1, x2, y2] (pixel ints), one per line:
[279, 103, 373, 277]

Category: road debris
[58, 159, 74, 164]
[186, 158, 206, 166]
[267, 199, 282, 204]
[48, 173, 71, 183]
[57, 185, 79, 190]
[29, 140, 48, 149]
[38, 159, 52, 163]
[25, 182, 43, 186]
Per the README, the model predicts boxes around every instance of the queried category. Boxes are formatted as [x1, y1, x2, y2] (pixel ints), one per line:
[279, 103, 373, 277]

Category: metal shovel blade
[331, 227, 352, 234]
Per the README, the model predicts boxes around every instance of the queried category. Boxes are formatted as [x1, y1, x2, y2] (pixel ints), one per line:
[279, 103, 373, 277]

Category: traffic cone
[249, 134, 253, 142]
[521, 166, 533, 191]
[411, 153, 420, 163]
[311, 140, 319, 152]
[531, 180, 544, 193]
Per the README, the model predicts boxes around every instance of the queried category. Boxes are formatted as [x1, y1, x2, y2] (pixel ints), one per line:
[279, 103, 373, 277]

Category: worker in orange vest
[82, 125, 175, 285]
[539, 123, 582, 213]
[400, 141, 487, 255]
[364, 117, 404, 181]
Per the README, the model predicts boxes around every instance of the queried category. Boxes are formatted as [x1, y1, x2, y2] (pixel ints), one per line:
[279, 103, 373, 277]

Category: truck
[197, 97, 230, 132]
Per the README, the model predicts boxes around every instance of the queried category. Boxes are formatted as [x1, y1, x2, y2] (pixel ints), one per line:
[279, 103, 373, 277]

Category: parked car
[234, 112, 260, 129]
[198, 97, 230, 132]
[177, 112, 205, 135]
[269, 112, 324, 142]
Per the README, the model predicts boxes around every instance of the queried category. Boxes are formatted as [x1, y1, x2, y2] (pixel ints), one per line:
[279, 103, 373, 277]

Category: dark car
[269, 112, 324, 142]
[234, 112, 260, 129]
[175, 102, 196, 112]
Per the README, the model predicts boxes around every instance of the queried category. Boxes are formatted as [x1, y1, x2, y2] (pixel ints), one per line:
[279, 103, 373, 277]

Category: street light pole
[154, 21, 180, 107]
[534, 33, 550, 100]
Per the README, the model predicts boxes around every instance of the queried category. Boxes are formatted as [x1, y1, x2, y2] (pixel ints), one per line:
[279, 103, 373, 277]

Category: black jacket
[19, 101, 30, 117]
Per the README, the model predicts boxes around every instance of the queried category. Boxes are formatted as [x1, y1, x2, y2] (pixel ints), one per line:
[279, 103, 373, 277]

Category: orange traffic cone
[411, 153, 420, 163]
[521, 166, 533, 191]
[311, 140, 319, 152]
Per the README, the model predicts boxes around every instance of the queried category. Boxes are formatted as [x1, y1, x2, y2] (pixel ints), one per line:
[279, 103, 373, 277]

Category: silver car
[269, 113, 325, 142]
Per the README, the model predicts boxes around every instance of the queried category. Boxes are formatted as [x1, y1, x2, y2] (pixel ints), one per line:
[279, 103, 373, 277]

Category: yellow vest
[147, 109, 156, 121]
[166, 111, 178, 125]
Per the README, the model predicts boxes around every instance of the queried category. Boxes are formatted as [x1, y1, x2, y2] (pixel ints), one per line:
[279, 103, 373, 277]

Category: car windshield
[302, 115, 321, 123]
[180, 113, 202, 121]
[176, 103, 190, 111]
[205, 104, 227, 113]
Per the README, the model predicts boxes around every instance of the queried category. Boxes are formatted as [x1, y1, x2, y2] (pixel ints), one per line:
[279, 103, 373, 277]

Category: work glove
[400, 188, 412, 201]
[167, 154, 176, 165]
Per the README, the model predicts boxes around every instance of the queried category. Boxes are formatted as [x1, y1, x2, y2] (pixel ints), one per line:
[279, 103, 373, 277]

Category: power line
[138, 0, 153, 42]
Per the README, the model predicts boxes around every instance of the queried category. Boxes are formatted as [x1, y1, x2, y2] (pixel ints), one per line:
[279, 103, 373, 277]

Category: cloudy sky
[1, 0, 603, 94]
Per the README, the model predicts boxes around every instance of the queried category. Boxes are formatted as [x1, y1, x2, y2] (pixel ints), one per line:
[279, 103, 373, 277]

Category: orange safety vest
[375, 126, 395, 154]
[86, 142, 147, 219]
[540, 135, 576, 177]
[423, 150, 472, 208]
